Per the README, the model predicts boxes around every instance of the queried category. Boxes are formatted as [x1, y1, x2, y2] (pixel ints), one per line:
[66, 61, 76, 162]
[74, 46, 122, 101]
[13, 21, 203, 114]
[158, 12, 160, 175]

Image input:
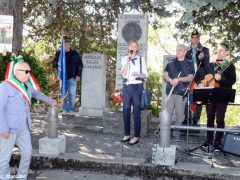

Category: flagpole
[57, 36, 68, 106]
[57, 36, 63, 105]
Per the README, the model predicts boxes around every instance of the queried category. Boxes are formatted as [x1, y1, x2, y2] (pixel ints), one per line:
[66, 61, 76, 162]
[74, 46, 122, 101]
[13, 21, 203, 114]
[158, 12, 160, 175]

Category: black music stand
[189, 87, 236, 153]
[193, 87, 236, 104]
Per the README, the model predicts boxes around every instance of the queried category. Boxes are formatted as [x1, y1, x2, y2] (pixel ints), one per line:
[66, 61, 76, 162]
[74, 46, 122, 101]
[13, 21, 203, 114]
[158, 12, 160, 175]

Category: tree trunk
[0, 0, 23, 51]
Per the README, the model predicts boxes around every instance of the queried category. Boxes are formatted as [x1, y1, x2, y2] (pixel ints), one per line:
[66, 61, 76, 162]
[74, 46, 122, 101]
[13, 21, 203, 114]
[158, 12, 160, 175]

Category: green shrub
[0, 51, 50, 95]
[146, 67, 162, 117]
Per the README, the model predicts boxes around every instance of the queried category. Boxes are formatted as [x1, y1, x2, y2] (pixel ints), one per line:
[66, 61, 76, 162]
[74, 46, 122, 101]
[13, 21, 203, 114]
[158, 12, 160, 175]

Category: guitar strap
[214, 60, 228, 72]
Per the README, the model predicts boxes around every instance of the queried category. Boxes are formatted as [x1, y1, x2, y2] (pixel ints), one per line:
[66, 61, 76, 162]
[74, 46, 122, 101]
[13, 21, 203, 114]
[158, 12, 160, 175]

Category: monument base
[153, 145, 176, 167]
[39, 135, 66, 156]
[78, 107, 104, 117]
[103, 110, 152, 136]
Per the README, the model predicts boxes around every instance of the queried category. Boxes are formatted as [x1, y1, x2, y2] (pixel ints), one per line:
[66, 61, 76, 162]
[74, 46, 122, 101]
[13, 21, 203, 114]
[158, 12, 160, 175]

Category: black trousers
[206, 102, 228, 143]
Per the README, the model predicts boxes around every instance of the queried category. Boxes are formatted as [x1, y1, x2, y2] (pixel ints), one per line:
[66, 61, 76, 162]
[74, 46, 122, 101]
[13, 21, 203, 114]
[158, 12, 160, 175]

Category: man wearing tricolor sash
[0, 62, 57, 180]
[5, 52, 41, 92]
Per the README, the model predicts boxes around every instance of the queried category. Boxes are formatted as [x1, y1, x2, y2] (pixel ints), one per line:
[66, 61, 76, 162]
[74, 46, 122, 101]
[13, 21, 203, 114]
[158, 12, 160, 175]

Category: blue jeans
[63, 78, 77, 112]
[122, 83, 143, 137]
[0, 125, 32, 180]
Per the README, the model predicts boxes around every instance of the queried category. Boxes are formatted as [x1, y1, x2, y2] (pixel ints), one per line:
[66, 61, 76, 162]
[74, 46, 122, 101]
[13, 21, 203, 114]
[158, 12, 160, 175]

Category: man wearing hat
[53, 36, 83, 115]
[183, 30, 211, 126]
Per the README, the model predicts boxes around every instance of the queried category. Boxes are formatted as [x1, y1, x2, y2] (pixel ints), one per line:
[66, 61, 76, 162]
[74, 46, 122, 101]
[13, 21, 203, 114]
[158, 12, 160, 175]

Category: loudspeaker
[223, 133, 240, 156]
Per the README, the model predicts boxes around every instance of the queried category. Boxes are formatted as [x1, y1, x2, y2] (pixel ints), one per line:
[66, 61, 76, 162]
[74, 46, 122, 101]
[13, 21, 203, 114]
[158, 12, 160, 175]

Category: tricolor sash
[5, 78, 31, 106]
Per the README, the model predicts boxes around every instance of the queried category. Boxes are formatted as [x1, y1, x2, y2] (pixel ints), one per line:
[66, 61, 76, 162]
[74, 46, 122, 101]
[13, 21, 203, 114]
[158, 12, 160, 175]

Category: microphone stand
[176, 60, 205, 163]
[183, 60, 203, 153]
[164, 71, 182, 109]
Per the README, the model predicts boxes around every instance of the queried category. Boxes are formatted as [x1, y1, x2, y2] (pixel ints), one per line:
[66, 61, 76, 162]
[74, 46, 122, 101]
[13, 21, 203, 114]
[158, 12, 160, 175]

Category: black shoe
[213, 141, 223, 151]
[121, 137, 130, 142]
[201, 141, 213, 152]
[202, 141, 211, 147]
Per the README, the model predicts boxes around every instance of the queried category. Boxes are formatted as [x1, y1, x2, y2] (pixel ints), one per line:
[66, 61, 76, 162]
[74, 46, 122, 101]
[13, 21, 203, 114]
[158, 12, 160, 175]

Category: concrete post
[159, 108, 171, 148]
[39, 107, 65, 156]
[47, 107, 58, 139]
[153, 108, 175, 167]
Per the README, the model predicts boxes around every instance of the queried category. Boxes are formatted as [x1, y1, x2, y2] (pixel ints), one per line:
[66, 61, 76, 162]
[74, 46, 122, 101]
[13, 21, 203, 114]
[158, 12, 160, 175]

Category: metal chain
[140, 129, 161, 180]
[120, 129, 162, 179]
[121, 142, 126, 180]
[151, 129, 161, 165]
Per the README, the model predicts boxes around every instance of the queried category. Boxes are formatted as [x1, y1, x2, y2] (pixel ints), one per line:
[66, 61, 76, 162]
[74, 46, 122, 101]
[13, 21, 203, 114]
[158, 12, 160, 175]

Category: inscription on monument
[115, 14, 148, 90]
[79, 53, 107, 117]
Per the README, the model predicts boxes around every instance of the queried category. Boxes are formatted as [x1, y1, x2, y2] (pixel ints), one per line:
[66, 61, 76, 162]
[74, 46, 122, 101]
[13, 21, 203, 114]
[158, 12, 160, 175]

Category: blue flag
[57, 38, 67, 98]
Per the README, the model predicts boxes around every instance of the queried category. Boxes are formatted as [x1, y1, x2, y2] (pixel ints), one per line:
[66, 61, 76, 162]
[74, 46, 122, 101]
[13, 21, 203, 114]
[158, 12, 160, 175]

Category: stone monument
[79, 53, 107, 117]
[115, 14, 148, 90]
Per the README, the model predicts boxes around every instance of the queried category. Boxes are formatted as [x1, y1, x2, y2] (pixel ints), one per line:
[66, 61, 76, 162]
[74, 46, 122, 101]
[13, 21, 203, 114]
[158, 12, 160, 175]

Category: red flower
[111, 89, 123, 112]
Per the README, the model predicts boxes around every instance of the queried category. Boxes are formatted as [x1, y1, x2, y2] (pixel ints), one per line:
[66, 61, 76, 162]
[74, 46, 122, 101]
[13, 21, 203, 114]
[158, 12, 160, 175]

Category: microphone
[128, 50, 133, 60]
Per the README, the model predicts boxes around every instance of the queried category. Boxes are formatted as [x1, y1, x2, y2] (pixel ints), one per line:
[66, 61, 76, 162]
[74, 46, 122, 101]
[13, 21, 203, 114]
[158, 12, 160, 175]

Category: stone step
[37, 170, 141, 180]
[62, 114, 103, 126]
[10, 149, 240, 180]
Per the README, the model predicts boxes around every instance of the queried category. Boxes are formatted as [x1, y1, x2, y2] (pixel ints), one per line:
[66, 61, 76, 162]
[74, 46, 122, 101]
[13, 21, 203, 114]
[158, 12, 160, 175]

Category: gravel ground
[30, 117, 240, 168]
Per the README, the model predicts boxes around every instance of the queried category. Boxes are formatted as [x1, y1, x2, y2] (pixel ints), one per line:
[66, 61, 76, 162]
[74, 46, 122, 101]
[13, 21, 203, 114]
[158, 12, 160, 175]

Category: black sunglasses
[17, 69, 32, 74]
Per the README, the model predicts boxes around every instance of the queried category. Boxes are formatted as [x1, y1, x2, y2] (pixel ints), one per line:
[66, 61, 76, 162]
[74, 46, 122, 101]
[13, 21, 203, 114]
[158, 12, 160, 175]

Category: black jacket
[53, 49, 83, 80]
[164, 58, 195, 96]
[185, 45, 211, 84]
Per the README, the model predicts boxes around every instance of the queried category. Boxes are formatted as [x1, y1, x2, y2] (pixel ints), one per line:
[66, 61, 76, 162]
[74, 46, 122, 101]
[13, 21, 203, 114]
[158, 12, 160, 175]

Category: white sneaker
[62, 111, 68, 115]
[69, 111, 75, 116]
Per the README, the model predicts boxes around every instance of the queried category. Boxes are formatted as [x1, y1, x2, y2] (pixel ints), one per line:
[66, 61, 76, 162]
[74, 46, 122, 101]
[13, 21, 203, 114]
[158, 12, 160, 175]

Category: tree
[23, 0, 173, 54]
[176, 0, 240, 53]
[0, 0, 23, 50]
[22, 0, 172, 99]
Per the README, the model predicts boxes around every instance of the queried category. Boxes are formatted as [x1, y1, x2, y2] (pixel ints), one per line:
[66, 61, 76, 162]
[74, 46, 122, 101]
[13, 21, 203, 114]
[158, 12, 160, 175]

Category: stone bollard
[47, 107, 58, 139]
[39, 107, 66, 156]
[153, 107, 176, 167]
[159, 108, 171, 148]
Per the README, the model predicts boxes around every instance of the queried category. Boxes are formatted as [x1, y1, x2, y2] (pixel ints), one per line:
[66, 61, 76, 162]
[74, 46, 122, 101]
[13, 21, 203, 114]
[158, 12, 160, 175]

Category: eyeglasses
[17, 69, 32, 74]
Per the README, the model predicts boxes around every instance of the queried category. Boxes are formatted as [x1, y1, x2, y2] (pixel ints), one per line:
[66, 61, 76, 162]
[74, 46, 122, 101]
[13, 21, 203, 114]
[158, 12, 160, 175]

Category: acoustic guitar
[201, 55, 240, 87]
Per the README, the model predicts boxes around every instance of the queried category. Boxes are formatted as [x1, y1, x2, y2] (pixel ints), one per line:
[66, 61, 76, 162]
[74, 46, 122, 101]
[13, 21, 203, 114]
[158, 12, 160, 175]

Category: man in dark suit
[183, 30, 210, 126]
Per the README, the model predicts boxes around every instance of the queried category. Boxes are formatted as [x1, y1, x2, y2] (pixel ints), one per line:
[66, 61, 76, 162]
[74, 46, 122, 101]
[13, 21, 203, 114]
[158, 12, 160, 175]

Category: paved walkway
[12, 113, 240, 179]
